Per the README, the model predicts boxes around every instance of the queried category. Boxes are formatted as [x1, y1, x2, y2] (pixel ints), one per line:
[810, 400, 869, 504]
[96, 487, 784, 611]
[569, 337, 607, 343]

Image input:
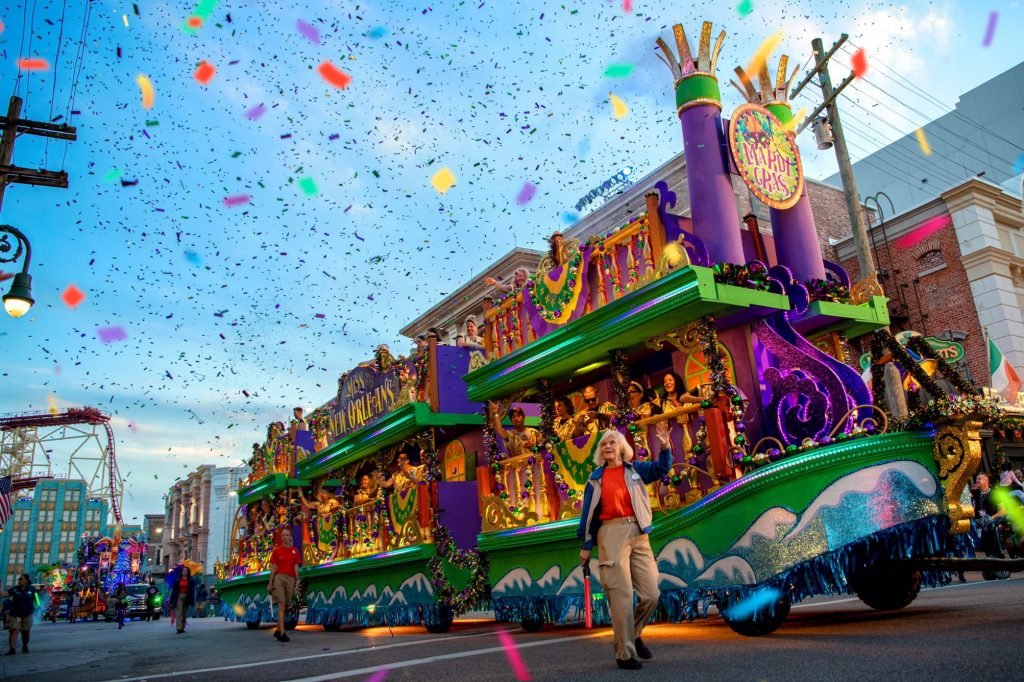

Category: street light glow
[3, 272, 34, 317]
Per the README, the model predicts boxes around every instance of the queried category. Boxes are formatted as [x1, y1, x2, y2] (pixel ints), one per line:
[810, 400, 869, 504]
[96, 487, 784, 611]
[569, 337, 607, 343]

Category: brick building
[835, 178, 1024, 396]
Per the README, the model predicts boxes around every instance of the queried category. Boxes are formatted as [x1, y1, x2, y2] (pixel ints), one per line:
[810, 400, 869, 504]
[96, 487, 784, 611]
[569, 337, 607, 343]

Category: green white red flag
[989, 338, 1022, 403]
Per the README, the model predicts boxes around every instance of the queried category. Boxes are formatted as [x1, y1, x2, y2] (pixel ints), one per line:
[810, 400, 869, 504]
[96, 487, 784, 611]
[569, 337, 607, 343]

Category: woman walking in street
[578, 422, 673, 670]
[168, 566, 197, 634]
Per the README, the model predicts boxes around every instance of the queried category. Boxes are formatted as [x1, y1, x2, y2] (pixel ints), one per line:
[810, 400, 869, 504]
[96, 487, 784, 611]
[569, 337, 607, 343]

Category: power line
[44, 0, 71, 168]
[843, 40, 1024, 156]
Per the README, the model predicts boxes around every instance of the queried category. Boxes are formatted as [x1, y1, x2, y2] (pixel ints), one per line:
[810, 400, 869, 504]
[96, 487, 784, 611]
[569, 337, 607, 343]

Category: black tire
[851, 564, 922, 611]
[284, 618, 299, 631]
[721, 590, 791, 637]
[520, 615, 544, 633]
[423, 604, 454, 633]
[245, 621, 261, 630]
[322, 623, 342, 632]
[982, 570, 1011, 581]
[151, 615, 160, 621]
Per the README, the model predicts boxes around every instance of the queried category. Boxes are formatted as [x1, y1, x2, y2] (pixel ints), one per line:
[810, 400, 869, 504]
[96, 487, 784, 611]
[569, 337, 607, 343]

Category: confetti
[515, 182, 536, 205]
[737, 0, 754, 17]
[431, 167, 456, 194]
[318, 61, 352, 90]
[47, 394, 59, 416]
[0, 20, 5, 34]
[136, 74, 155, 109]
[232, 604, 245, 617]
[103, 168, 123, 183]
[367, 26, 389, 40]
[622, 0, 633, 12]
[893, 215, 951, 250]
[223, 194, 251, 207]
[186, 16, 203, 29]
[194, 61, 216, 85]
[182, 0, 218, 32]
[780, 107, 807, 134]
[609, 93, 629, 119]
[365, 669, 389, 682]
[745, 32, 784, 83]
[562, 212, 579, 225]
[97, 326, 128, 344]
[1013, 153, 1024, 177]
[851, 48, 868, 78]
[992, 488, 1024, 534]
[245, 104, 266, 120]
[184, 250, 202, 266]
[723, 587, 782, 621]
[296, 19, 320, 44]
[603, 63, 633, 78]
[496, 629, 531, 681]
[298, 176, 319, 196]
[61, 285, 86, 308]
[17, 57, 49, 71]
[914, 128, 932, 156]
[982, 12, 998, 47]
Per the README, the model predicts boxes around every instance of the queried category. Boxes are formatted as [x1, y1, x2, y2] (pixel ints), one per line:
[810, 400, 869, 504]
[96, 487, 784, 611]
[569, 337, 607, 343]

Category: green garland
[428, 526, 490, 616]
[876, 330, 946, 401]
[712, 262, 770, 291]
[905, 335, 979, 397]
[537, 380, 557, 444]
[805, 277, 850, 303]
[891, 395, 1004, 432]
[869, 334, 887, 411]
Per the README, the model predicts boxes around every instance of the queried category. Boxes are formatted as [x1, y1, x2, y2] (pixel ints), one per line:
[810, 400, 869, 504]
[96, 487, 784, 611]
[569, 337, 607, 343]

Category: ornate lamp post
[0, 224, 33, 317]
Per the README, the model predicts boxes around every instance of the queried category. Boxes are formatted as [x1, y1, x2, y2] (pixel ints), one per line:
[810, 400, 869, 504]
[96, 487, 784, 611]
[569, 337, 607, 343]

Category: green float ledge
[300, 543, 437, 579]
[237, 473, 309, 505]
[465, 264, 790, 401]
[296, 402, 484, 481]
[793, 295, 890, 340]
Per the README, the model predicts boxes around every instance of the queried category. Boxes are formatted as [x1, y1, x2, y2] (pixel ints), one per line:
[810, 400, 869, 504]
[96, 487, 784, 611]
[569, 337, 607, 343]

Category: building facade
[142, 513, 165, 578]
[163, 465, 249, 579]
[0, 479, 107, 587]
[835, 178, 1024, 395]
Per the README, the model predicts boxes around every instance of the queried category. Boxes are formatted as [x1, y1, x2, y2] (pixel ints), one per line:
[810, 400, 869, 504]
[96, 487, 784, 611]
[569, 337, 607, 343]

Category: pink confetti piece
[97, 326, 128, 343]
[245, 103, 266, 120]
[296, 19, 320, 44]
[516, 182, 536, 205]
[364, 669, 388, 682]
[496, 629, 531, 681]
[223, 194, 251, 207]
[982, 11, 998, 47]
[893, 215, 952, 250]
[622, 0, 633, 12]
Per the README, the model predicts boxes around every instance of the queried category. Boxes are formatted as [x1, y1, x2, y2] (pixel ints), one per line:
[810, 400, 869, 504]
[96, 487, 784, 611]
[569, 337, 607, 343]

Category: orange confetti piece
[317, 61, 352, 90]
[851, 48, 868, 78]
[136, 74, 155, 109]
[745, 32, 784, 83]
[194, 61, 216, 85]
[609, 93, 629, 119]
[431, 167, 456, 194]
[915, 128, 932, 156]
[186, 15, 203, 29]
[17, 57, 49, 71]
[61, 285, 86, 308]
[0, 20, 7, 34]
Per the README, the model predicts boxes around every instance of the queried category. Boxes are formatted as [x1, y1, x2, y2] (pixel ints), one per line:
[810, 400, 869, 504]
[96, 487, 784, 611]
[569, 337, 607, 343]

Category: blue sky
[1, 0, 1021, 522]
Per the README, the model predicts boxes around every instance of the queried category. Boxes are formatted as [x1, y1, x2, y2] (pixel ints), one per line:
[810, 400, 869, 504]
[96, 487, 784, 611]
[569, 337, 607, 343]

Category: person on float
[354, 474, 381, 505]
[578, 422, 673, 670]
[267, 531, 301, 642]
[377, 451, 426, 494]
[168, 566, 196, 635]
[456, 316, 486, 350]
[554, 396, 584, 442]
[658, 371, 702, 451]
[484, 267, 530, 294]
[488, 402, 541, 458]
[297, 486, 343, 560]
[627, 381, 662, 420]
[575, 385, 616, 434]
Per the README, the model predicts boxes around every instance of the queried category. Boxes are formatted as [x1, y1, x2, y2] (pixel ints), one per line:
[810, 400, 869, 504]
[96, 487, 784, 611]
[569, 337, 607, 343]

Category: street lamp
[0, 225, 33, 318]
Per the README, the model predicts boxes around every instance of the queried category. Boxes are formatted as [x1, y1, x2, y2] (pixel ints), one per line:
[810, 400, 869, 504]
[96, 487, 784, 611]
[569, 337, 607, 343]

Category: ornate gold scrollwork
[646, 320, 702, 354]
[849, 273, 885, 304]
[480, 495, 539, 532]
[933, 418, 983, 534]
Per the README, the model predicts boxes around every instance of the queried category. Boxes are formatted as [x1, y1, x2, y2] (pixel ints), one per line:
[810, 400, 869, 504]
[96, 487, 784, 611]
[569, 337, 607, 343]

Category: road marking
[102, 630, 499, 682]
[282, 632, 610, 682]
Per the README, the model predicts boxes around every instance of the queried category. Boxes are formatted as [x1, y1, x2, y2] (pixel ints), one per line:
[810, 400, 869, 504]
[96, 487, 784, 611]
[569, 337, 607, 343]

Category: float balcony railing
[476, 452, 563, 532]
[332, 483, 436, 563]
[483, 194, 668, 362]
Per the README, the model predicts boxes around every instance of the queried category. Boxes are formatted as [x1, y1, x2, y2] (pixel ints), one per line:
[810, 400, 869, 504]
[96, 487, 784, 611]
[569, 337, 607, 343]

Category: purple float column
[733, 57, 826, 281]
[657, 22, 745, 265]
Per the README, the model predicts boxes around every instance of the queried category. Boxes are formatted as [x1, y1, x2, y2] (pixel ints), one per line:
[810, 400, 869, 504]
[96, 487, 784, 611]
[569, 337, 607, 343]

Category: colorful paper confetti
[184, 250, 202, 266]
[737, 0, 754, 17]
[1013, 153, 1024, 177]
[745, 32, 784, 80]
[609, 93, 629, 119]
[223, 194, 251, 207]
[622, 0, 633, 13]
[17, 57, 49, 71]
[496, 629, 531, 682]
[722, 587, 782, 621]
[780, 107, 808, 134]
[61, 285, 86, 308]
[245, 104, 266, 120]
[603, 63, 633, 78]
[367, 26, 389, 40]
[103, 168, 123, 183]
[915, 127, 932, 156]
[136, 74, 155, 109]
[516, 182, 536, 205]
[182, 0, 218, 32]
[97, 326, 128, 344]
[318, 61, 352, 90]
[431, 167, 456, 194]
[194, 61, 216, 85]
[851, 48, 868, 78]
[296, 19, 320, 44]
[983, 11, 998, 47]
[298, 176, 318, 196]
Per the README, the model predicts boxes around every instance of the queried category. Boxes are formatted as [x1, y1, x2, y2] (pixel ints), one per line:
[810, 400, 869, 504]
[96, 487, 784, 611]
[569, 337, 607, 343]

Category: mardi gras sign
[858, 333, 965, 371]
[729, 103, 803, 210]
[324, 365, 402, 442]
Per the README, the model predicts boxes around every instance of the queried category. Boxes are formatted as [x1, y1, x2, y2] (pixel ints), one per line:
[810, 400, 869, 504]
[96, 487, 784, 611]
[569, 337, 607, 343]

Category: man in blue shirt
[4, 574, 37, 655]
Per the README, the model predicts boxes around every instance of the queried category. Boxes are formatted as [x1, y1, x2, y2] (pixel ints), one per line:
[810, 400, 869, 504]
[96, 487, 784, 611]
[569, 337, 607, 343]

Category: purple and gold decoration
[657, 22, 745, 265]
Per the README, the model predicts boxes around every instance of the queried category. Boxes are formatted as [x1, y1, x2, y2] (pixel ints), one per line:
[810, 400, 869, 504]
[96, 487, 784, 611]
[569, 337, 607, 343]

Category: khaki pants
[597, 520, 660, 661]
[174, 600, 188, 631]
[271, 574, 296, 607]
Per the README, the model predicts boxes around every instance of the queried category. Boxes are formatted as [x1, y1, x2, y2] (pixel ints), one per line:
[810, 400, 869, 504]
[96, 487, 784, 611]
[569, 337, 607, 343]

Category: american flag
[0, 476, 13, 528]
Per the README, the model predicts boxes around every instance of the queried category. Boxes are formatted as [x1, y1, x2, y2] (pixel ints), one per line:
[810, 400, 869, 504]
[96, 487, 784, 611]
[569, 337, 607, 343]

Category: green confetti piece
[103, 168, 123, 183]
[298, 176, 318, 196]
[992, 487, 1024, 534]
[737, 0, 754, 17]
[145, 120, 160, 127]
[603, 63, 634, 78]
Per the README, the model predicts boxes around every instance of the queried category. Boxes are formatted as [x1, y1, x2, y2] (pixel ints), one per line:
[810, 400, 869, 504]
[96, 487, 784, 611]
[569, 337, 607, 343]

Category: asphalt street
[3, 574, 1023, 682]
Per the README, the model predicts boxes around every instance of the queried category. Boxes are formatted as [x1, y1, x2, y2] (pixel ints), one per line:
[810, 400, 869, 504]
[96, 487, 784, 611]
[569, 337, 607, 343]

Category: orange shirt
[599, 466, 634, 520]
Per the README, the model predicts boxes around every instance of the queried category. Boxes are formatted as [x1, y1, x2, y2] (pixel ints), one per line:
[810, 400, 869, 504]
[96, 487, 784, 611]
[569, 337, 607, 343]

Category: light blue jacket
[577, 448, 673, 550]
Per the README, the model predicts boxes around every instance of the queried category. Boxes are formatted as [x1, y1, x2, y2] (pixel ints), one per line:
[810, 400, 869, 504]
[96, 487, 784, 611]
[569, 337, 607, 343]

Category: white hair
[594, 429, 633, 467]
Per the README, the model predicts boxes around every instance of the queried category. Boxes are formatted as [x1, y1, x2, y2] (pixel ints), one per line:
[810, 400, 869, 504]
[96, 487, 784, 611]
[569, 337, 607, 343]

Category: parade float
[217, 19, 1008, 637]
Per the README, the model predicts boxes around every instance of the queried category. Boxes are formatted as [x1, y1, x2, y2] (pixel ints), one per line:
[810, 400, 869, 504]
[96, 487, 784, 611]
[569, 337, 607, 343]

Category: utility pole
[790, 36, 877, 281]
[0, 95, 77, 216]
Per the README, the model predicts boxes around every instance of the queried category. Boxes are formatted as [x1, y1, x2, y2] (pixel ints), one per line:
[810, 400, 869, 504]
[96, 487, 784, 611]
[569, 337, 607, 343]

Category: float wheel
[851, 563, 922, 610]
[322, 623, 342, 632]
[245, 621, 261, 630]
[423, 604, 454, 633]
[721, 591, 791, 637]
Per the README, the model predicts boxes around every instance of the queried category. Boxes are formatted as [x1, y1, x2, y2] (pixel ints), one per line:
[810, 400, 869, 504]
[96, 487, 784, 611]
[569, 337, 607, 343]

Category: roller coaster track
[0, 407, 123, 523]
